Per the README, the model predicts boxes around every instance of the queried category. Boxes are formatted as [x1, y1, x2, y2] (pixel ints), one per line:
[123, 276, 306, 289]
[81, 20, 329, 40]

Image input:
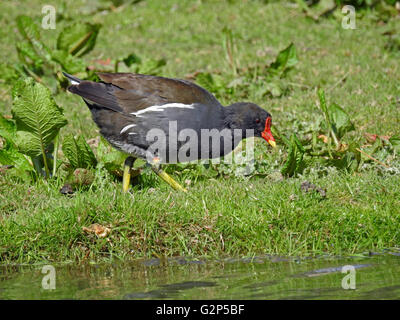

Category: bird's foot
[150, 157, 187, 193]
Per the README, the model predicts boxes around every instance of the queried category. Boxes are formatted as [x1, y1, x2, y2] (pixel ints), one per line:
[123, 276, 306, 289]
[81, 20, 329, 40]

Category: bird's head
[226, 102, 276, 148]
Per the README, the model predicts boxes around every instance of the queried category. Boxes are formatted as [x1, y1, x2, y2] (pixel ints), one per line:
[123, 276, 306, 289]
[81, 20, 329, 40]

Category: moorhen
[64, 72, 276, 192]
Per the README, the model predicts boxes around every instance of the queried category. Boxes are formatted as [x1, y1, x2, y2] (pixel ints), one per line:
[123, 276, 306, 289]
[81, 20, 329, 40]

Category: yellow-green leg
[150, 158, 187, 193]
[122, 156, 139, 193]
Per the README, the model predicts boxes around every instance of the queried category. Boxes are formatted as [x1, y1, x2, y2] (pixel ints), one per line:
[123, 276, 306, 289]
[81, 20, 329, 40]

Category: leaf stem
[41, 144, 50, 179]
[69, 31, 93, 56]
[356, 148, 389, 168]
[22, 65, 42, 83]
[114, 59, 120, 73]
[53, 134, 59, 177]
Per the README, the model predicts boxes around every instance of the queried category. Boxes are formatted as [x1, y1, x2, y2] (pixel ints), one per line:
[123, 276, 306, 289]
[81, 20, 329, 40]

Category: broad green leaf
[269, 43, 298, 76]
[0, 144, 34, 180]
[57, 23, 101, 57]
[11, 78, 67, 158]
[281, 133, 305, 176]
[0, 114, 16, 145]
[16, 41, 44, 71]
[0, 147, 28, 166]
[62, 134, 97, 169]
[14, 131, 55, 160]
[51, 50, 86, 74]
[328, 103, 355, 139]
[16, 15, 41, 43]
[62, 134, 80, 168]
[16, 15, 51, 62]
[0, 63, 20, 83]
[76, 136, 97, 168]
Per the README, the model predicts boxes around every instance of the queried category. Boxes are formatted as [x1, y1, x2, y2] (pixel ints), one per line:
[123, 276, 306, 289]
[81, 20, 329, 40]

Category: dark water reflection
[1, 253, 400, 299]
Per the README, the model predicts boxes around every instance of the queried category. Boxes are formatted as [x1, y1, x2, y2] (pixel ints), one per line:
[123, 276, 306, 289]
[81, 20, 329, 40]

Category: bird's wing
[67, 72, 221, 114]
[104, 73, 222, 112]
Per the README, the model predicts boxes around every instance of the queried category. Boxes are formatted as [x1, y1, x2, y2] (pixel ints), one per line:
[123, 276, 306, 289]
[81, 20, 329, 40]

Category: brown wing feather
[96, 73, 221, 113]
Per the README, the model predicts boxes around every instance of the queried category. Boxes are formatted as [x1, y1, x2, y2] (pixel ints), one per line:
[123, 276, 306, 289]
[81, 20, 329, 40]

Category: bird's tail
[63, 72, 82, 85]
[63, 72, 123, 114]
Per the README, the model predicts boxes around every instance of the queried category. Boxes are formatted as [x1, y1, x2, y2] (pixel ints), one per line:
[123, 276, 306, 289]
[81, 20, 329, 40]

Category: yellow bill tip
[268, 140, 277, 148]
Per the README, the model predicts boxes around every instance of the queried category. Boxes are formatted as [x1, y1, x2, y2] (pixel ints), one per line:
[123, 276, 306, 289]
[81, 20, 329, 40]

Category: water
[1, 253, 400, 299]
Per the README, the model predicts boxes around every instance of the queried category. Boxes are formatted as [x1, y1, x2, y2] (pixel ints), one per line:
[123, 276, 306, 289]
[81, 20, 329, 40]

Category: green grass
[1, 0, 400, 264]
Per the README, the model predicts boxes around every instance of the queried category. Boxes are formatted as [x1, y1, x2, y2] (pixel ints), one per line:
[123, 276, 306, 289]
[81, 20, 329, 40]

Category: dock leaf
[11, 78, 67, 158]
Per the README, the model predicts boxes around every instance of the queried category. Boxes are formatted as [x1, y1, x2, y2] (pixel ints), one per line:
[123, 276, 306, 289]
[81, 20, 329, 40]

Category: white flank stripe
[130, 103, 195, 117]
[120, 124, 137, 134]
[70, 80, 80, 85]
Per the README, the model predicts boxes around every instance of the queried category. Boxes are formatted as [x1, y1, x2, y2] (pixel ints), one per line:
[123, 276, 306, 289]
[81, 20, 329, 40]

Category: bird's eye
[255, 118, 260, 124]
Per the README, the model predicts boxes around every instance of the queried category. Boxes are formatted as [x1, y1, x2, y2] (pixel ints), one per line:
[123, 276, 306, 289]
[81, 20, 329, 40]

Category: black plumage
[64, 72, 275, 164]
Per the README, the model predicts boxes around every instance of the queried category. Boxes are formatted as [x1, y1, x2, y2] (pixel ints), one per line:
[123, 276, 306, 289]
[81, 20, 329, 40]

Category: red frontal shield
[261, 117, 276, 148]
